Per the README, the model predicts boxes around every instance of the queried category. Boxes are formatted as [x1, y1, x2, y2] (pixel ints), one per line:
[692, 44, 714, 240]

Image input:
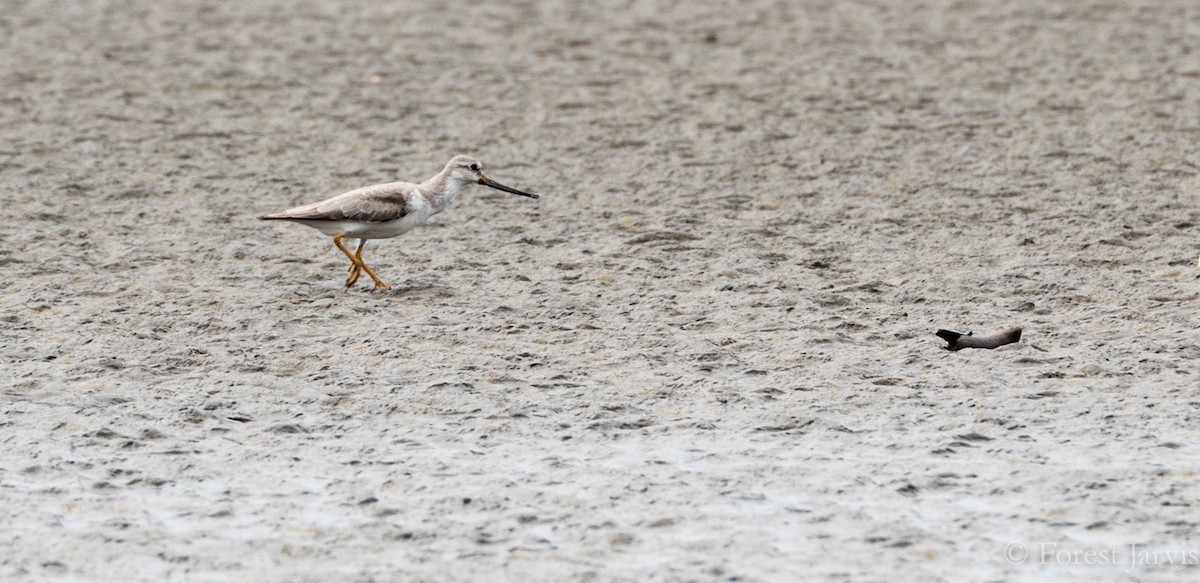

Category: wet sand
[2, 1, 1198, 581]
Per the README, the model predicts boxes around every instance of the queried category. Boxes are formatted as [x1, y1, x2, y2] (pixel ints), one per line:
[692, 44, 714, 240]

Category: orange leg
[346, 239, 366, 287]
[332, 234, 390, 291]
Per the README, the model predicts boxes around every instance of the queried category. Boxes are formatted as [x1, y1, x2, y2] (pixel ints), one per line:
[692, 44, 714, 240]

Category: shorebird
[259, 155, 539, 291]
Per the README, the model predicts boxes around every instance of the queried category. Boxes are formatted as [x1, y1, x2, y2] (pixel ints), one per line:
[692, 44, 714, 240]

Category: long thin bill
[479, 176, 539, 199]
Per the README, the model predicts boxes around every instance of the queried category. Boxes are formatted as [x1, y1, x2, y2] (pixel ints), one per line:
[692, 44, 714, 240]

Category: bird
[259, 155, 539, 291]
[935, 327, 1022, 351]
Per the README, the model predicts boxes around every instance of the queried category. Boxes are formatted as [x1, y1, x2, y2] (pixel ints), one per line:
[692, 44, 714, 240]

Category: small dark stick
[936, 327, 1022, 351]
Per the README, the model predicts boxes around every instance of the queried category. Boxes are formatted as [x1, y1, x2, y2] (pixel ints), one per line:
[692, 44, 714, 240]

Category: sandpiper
[259, 155, 539, 291]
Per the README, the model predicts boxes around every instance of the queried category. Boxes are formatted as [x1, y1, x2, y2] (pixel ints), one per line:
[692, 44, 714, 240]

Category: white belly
[291, 209, 435, 239]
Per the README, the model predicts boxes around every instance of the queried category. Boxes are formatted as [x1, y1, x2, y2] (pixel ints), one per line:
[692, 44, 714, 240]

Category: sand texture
[2, 1, 1199, 581]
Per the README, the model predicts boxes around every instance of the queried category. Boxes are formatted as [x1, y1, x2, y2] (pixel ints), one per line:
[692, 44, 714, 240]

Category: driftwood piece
[936, 327, 1022, 351]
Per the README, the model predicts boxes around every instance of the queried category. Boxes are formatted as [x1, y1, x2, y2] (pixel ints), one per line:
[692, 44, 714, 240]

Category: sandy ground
[2, 1, 1199, 581]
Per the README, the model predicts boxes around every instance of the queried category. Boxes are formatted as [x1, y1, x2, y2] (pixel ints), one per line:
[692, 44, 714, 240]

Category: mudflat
[2, 1, 1197, 581]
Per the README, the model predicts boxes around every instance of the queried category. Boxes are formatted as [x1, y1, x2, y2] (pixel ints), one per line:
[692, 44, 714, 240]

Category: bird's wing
[261, 182, 419, 222]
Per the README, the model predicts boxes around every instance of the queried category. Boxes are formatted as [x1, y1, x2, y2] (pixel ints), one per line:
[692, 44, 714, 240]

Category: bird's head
[444, 155, 539, 199]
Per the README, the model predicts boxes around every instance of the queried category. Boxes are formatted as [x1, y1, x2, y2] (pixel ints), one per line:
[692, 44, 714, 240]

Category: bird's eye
[468, 163, 479, 171]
